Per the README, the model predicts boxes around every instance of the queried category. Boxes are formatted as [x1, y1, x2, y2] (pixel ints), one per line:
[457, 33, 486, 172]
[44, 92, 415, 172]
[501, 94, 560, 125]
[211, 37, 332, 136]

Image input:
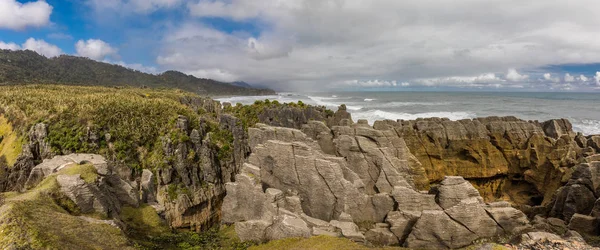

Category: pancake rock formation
[222, 123, 579, 248]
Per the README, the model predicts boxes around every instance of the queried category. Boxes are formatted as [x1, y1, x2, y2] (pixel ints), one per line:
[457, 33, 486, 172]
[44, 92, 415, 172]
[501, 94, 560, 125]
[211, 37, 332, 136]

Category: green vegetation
[223, 99, 330, 130]
[57, 163, 98, 184]
[0, 171, 132, 249]
[249, 235, 407, 250]
[166, 183, 192, 201]
[0, 84, 232, 170]
[0, 49, 275, 96]
[126, 219, 255, 250]
[209, 122, 235, 161]
[121, 205, 170, 237]
[0, 115, 23, 166]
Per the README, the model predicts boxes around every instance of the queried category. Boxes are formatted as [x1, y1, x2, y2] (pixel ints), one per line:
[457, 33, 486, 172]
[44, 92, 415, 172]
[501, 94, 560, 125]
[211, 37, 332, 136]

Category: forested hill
[0, 49, 275, 96]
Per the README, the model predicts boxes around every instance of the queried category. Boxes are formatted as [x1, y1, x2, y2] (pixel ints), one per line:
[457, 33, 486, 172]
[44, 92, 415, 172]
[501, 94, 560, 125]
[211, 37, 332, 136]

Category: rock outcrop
[0, 122, 54, 192]
[154, 113, 249, 231]
[542, 157, 600, 239]
[19, 154, 141, 224]
[222, 124, 536, 248]
[373, 117, 592, 205]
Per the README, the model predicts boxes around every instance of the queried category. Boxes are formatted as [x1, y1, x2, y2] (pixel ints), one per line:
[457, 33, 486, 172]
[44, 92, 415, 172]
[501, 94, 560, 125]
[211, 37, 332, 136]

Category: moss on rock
[0, 174, 132, 249]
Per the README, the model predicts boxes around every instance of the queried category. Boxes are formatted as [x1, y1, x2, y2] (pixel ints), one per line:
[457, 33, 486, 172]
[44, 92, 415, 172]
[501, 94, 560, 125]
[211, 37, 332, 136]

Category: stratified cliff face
[221, 122, 591, 248]
[373, 117, 594, 205]
[153, 113, 249, 231]
[0, 94, 251, 234]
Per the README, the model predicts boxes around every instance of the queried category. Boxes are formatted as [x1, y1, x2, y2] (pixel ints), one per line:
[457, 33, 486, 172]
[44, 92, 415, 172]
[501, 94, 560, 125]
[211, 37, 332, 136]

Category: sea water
[217, 92, 600, 135]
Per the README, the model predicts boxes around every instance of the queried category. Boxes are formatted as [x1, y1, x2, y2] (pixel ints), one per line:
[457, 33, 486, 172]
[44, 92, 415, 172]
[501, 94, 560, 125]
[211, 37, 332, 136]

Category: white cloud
[153, 0, 600, 90]
[21, 38, 63, 57]
[342, 79, 398, 87]
[247, 37, 292, 60]
[76, 39, 118, 60]
[0, 38, 63, 57]
[564, 73, 575, 82]
[413, 73, 503, 87]
[88, 0, 181, 14]
[580, 74, 589, 82]
[506, 68, 529, 81]
[0, 41, 20, 50]
[188, 0, 264, 20]
[543, 73, 560, 83]
[595, 72, 600, 86]
[0, 0, 52, 30]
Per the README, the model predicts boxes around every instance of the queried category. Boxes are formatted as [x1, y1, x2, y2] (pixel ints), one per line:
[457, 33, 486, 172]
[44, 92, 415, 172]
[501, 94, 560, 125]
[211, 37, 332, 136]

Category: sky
[1, 0, 600, 92]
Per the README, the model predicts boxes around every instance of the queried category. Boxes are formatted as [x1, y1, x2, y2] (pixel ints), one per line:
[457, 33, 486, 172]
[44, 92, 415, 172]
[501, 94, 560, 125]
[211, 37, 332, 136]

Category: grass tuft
[57, 163, 99, 184]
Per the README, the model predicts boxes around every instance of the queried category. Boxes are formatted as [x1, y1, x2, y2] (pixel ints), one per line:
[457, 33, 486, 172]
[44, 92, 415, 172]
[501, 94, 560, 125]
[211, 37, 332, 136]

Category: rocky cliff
[374, 117, 595, 206]
[2, 89, 600, 249]
[222, 123, 596, 248]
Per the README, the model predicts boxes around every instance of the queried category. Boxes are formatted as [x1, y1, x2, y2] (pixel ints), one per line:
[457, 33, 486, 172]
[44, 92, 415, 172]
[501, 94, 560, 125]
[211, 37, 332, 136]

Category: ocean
[217, 92, 600, 136]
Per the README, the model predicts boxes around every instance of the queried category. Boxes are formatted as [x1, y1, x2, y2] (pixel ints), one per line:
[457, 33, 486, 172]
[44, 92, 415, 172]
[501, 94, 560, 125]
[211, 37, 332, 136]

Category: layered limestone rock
[154, 113, 249, 231]
[543, 157, 600, 239]
[222, 124, 536, 248]
[25, 154, 140, 220]
[373, 116, 592, 205]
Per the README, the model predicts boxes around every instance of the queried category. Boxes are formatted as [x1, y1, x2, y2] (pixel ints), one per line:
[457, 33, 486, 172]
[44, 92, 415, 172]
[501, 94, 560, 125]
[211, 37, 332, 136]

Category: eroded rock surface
[222, 124, 537, 248]
[374, 117, 593, 205]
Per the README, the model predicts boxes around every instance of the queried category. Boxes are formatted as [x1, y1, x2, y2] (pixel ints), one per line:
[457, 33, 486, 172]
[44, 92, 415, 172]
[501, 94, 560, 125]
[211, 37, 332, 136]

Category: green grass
[57, 163, 98, 184]
[0, 115, 23, 166]
[0, 172, 132, 249]
[121, 205, 170, 237]
[249, 235, 407, 250]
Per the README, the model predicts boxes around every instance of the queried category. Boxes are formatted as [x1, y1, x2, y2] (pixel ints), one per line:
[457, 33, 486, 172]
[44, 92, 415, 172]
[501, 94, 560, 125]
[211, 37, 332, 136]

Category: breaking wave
[307, 96, 363, 110]
[351, 110, 477, 125]
[573, 119, 600, 135]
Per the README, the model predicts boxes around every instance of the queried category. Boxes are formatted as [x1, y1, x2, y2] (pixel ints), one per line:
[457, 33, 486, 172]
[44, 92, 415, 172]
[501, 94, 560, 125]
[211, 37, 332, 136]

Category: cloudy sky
[1, 0, 600, 91]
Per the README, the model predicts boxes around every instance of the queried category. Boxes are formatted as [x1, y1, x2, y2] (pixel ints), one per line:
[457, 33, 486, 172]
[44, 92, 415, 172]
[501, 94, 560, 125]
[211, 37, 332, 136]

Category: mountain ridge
[0, 49, 275, 96]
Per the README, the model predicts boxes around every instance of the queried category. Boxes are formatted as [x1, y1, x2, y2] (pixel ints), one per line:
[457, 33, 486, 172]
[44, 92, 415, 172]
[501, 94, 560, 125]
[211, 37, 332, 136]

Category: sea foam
[352, 110, 477, 125]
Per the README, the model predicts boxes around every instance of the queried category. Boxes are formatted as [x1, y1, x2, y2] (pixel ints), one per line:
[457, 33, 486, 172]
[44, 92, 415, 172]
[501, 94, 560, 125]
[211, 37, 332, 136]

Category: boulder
[56, 174, 110, 216]
[436, 176, 484, 209]
[386, 210, 421, 244]
[365, 228, 399, 246]
[484, 204, 531, 233]
[330, 220, 365, 242]
[265, 214, 311, 240]
[405, 210, 478, 249]
[549, 164, 598, 221]
[235, 220, 271, 242]
[518, 232, 562, 245]
[392, 186, 441, 211]
[444, 198, 502, 238]
[568, 214, 599, 236]
[25, 154, 109, 189]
